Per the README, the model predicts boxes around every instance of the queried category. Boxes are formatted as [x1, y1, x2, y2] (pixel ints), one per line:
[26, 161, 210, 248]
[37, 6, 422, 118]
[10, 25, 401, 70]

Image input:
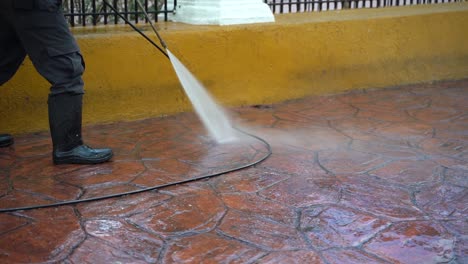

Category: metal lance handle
[135, 0, 168, 50]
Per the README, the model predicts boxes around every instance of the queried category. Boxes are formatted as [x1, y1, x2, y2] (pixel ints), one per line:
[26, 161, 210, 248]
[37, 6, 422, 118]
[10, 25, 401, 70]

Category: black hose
[102, 0, 169, 58]
[0, 128, 272, 213]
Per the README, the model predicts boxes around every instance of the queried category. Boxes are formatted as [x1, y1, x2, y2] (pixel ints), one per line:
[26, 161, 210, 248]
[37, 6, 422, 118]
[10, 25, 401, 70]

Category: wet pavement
[0, 79, 467, 263]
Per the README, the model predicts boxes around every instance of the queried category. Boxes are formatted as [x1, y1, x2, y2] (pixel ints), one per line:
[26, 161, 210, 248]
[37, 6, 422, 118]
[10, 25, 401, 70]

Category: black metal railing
[62, 0, 175, 26]
[265, 0, 463, 13]
[63, 0, 464, 26]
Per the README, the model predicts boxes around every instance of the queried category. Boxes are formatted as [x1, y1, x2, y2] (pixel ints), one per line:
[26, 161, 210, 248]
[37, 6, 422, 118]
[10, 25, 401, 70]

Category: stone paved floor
[0, 80, 467, 263]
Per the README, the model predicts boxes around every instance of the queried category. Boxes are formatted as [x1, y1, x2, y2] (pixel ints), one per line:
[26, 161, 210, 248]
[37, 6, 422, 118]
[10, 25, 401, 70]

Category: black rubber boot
[48, 93, 113, 165]
[0, 134, 14, 147]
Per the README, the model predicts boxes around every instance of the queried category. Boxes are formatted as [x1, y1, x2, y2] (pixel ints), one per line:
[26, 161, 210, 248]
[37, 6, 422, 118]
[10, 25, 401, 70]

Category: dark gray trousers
[0, 0, 85, 95]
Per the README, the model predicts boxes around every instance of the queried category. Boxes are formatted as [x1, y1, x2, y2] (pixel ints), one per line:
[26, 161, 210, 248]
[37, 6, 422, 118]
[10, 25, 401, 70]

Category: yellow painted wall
[1, 3, 468, 134]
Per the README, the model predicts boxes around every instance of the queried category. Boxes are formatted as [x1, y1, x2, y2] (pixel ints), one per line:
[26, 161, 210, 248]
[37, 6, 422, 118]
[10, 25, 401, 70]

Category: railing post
[171, 0, 275, 25]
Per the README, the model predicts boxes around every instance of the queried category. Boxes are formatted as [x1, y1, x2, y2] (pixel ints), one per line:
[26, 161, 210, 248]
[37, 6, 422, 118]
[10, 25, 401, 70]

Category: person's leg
[9, 1, 84, 95]
[48, 93, 113, 164]
[5, 1, 112, 163]
[0, 4, 27, 148]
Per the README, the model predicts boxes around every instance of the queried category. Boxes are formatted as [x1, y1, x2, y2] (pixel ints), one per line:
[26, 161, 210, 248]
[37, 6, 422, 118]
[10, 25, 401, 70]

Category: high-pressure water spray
[104, 0, 241, 143]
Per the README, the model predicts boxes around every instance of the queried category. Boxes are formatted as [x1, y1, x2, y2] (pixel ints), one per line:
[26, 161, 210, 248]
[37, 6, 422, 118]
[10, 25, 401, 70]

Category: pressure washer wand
[102, 0, 168, 58]
[135, 0, 168, 50]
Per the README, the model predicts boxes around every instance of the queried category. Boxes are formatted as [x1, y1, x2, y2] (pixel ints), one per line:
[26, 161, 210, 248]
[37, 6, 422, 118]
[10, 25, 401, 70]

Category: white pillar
[171, 0, 275, 25]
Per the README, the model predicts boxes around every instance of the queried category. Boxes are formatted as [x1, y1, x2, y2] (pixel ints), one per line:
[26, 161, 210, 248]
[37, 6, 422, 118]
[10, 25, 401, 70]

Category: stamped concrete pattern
[0, 80, 467, 263]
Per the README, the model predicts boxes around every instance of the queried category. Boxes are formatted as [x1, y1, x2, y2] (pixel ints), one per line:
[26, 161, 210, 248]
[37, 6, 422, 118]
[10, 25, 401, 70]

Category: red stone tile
[9, 135, 51, 158]
[79, 183, 141, 199]
[319, 150, 387, 174]
[431, 96, 468, 111]
[13, 174, 82, 201]
[78, 191, 172, 219]
[338, 175, 424, 220]
[419, 137, 467, 159]
[347, 133, 390, 147]
[301, 206, 390, 249]
[0, 191, 53, 210]
[0, 213, 29, 234]
[0, 175, 9, 197]
[221, 193, 297, 225]
[442, 220, 467, 239]
[364, 221, 455, 263]
[213, 168, 289, 194]
[275, 96, 326, 112]
[259, 175, 341, 207]
[430, 156, 468, 172]
[321, 249, 387, 264]
[86, 117, 187, 143]
[145, 157, 201, 174]
[430, 79, 468, 90]
[353, 87, 411, 103]
[415, 183, 467, 219]
[176, 140, 262, 170]
[0, 151, 15, 169]
[218, 211, 308, 250]
[330, 117, 385, 136]
[233, 107, 277, 127]
[350, 140, 421, 159]
[371, 122, 433, 145]
[132, 167, 200, 188]
[67, 237, 146, 263]
[433, 119, 468, 141]
[140, 137, 208, 159]
[336, 90, 375, 104]
[259, 152, 327, 176]
[389, 94, 431, 110]
[408, 106, 462, 122]
[271, 122, 350, 151]
[409, 83, 441, 95]
[274, 110, 327, 126]
[257, 250, 324, 263]
[369, 160, 442, 186]
[84, 219, 164, 262]
[0, 207, 84, 263]
[357, 107, 413, 123]
[297, 100, 357, 121]
[445, 168, 468, 188]
[163, 232, 264, 263]
[10, 155, 81, 178]
[129, 186, 225, 237]
[56, 160, 146, 187]
[441, 220, 468, 264]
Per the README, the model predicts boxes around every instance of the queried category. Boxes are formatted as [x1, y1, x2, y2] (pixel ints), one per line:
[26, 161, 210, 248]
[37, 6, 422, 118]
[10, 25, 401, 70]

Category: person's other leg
[0, 13, 26, 86]
[0, 4, 27, 148]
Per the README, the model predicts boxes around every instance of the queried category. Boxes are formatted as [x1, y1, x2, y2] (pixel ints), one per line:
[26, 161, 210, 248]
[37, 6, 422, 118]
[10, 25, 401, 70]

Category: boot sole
[53, 152, 113, 165]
